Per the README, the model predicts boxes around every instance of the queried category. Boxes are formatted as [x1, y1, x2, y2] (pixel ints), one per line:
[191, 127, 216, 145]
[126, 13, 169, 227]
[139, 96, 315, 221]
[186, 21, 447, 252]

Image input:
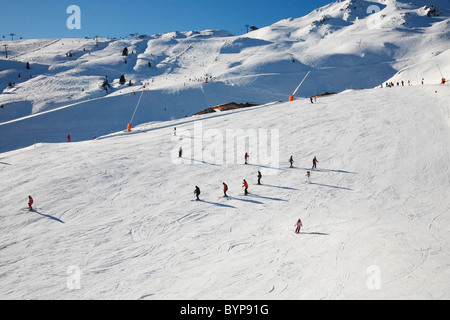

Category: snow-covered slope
[0, 84, 449, 299]
[1, 0, 449, 154]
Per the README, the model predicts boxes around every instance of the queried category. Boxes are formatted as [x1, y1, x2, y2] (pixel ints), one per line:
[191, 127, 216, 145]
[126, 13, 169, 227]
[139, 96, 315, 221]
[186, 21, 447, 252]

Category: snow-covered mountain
[1, 0, 449, 153]
[0, 0, 449, 300]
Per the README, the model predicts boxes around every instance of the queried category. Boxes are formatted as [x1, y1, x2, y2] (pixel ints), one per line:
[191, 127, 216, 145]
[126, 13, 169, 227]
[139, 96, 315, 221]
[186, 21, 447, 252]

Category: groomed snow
[0, 84, 449, 299]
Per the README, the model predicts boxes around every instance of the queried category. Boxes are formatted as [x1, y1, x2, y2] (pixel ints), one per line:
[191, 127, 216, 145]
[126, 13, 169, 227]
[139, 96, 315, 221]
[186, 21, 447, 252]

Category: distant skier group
[381, 78, 432, 88]
[194, 178, 249, 201]
[26, 147, 320, 235]
[190, 152, 321, 235]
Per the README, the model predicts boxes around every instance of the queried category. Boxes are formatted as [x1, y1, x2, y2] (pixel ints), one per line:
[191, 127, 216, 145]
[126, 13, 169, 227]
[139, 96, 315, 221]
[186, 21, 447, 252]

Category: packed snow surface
[0, 84, 449, 299]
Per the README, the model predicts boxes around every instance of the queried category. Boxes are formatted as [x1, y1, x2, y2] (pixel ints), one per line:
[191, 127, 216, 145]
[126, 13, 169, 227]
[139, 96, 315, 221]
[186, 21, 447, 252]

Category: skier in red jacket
[223, 182, 228, 197]
[312, 156, 319, 169]
[244, 152, 249, 164]
[28, 196, 34, 210]
[243, 179, 249, 195]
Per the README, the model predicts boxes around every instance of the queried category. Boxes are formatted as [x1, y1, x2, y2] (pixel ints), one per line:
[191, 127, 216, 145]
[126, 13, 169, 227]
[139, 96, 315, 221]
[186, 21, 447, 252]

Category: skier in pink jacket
[295, 219, 303, 234]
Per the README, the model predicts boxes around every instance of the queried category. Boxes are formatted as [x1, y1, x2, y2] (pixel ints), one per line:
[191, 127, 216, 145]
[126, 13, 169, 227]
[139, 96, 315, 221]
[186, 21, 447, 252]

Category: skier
[295, 219, 303, 234]
[179, 147, 183, 158]
[289, 155, 294, 168]
[223, 182, 228, 197]
[28, 196, 34, 211]
[243, 179, 249, 195]
[174, 127, 177, 136]
[306, 171, 311, 184]
[67, 134, 71, 142]
[244, 152, 249, 164]
[312, 156, 319, 170]
[257, 171, 262, 185]
[310, 97, 314, 104]
[194, 186, 201, 201]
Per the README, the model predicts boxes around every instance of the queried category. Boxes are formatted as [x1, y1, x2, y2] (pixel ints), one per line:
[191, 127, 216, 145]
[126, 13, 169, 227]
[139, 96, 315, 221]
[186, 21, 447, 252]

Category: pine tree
[26, 62, 30, 70]
[122, 47, 129, 56]
[101, 77, 111, 92]
[119, 75, 126, 85]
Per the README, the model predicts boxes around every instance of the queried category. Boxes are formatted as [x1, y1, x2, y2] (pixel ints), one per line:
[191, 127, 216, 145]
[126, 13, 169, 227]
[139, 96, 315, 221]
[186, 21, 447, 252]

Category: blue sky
[0, 0, 335, 39]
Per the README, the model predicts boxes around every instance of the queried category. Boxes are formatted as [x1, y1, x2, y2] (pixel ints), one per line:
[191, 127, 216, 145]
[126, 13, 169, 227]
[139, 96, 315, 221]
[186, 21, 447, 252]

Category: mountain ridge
[0, 0, 449, 152]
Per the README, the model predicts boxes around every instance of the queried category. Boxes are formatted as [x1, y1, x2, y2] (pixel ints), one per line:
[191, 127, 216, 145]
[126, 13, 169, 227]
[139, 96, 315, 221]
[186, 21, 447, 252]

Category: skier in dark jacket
[194, 186, 201, 201]
[289, 155, 294, 168]
[257, 171, 262, 185]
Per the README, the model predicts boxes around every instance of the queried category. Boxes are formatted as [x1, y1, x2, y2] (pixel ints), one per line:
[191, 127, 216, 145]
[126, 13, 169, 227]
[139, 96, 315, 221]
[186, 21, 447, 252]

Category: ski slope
[0, 84, 449, 299]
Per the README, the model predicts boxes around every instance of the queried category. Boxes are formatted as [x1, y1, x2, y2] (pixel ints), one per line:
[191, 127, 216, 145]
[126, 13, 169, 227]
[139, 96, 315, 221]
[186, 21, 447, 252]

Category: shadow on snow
[32, 210, 65, 224]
